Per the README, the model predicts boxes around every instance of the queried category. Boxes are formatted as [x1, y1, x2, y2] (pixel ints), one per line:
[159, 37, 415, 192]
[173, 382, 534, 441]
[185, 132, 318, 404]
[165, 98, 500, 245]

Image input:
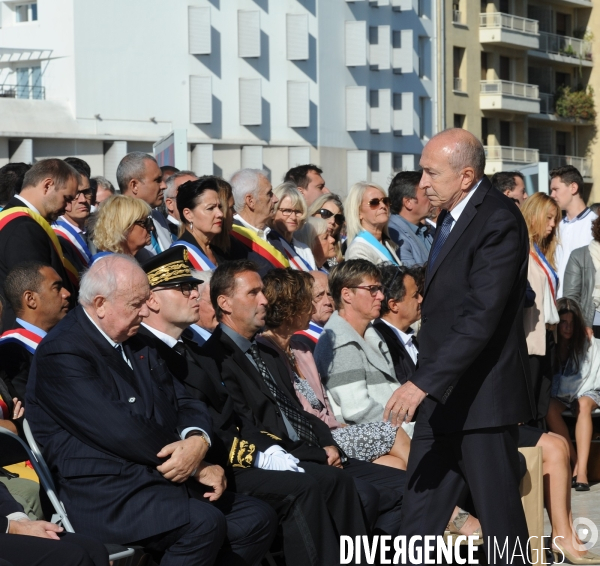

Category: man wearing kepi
[385, 128, 532, 564]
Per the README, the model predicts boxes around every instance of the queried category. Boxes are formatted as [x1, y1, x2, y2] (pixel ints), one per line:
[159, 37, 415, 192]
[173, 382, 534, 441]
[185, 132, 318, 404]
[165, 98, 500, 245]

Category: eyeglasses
[317, 209, 345, 225]
[133, 217, 155, 232]
[366, 197, 390, 209]
[348, 285, 384, 297]
[74, 188, 94, 201]
[278, 208, 303, 217]
[153, 282, 199, 297]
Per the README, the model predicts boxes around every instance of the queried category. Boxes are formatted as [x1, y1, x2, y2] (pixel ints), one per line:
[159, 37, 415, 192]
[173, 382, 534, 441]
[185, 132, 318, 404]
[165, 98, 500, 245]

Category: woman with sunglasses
[91, 195, 152, 259]
[294, 217, 336, 273]
[309, 194, 345, 265]
[344, 182, 401, 265]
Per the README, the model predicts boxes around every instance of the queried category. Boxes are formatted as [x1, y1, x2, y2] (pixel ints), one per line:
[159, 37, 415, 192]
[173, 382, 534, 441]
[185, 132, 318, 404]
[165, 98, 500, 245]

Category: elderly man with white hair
[229, 168, 290, 275]
[163, 170, 198, 237]
[25, 253, 277, 566]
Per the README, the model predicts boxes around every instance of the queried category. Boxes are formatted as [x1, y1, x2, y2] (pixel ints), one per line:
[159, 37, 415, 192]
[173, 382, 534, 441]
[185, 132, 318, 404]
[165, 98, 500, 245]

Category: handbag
[553, 338, 600, 403]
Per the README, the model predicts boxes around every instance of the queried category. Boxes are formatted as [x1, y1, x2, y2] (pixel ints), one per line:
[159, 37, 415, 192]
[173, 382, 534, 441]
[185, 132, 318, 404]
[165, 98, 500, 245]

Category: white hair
[164, 170, 198, 199]
[230, 169, 269, 213]
[294, 216, 329, 256]
[78, 254, 145, 306]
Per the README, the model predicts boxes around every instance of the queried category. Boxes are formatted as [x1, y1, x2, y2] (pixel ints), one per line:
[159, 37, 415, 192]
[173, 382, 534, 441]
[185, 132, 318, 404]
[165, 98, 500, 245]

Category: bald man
[384, 129, 532, 564]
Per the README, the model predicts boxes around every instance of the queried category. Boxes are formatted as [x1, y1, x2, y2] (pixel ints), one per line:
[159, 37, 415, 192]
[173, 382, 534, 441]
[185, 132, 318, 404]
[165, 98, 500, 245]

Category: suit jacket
[372, 319, 416, 385]
[203, 325, 336, 463]
[0, 324, 33, 401]
[131, 326, 273, 470]
[387, 214, 432, 267]
[25, 306, 213, 544]
[563, 245, 595, 328]
[414, 177, 533, 433]
[0, 197, 77, 328]
[135, 209, 173, 263]
[0, 482, 23, 532]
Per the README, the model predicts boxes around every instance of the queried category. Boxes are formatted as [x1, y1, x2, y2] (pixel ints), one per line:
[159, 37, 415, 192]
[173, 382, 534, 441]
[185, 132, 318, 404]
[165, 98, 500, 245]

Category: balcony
[479, 13, 539, 50]
[453, 77, 464, 92]
[480, 80, 540, 114]
[452, 10, 462, 24]
[530, 32, 592, 65]
[0, 84, 45, 100]
[539, 154, 592, 179]
[484, 145, 539, 175]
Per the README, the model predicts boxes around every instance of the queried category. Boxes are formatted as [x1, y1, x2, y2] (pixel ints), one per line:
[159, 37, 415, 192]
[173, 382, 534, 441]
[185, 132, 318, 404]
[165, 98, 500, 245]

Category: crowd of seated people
[0, 147, 599, 566]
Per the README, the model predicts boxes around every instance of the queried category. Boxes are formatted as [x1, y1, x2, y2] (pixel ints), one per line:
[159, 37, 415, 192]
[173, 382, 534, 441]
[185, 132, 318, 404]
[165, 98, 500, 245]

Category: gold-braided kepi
[141, 246, 203, 288]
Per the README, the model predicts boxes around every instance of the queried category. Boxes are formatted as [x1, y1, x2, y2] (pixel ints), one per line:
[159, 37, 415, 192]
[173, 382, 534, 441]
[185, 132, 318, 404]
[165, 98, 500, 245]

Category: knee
[188, 501, 228, 544]
[577, 398, 595, 414]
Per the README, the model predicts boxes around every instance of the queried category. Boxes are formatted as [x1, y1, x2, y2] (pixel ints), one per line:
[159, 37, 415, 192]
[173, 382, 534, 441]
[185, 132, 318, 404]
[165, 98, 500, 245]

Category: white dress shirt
[380, 319, 419, 365]
[447, 179, 482, 231]
[83, 308, 131, 368]
[234, 213, 270, 240]
[14, 195, 40, 215]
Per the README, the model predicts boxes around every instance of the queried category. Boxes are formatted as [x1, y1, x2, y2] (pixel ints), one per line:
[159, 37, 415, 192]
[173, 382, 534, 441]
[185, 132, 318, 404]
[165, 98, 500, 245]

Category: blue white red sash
[294, 321, 324, 344]
[270, 231, 314, 272]
[353, 230, 399, 265]
[171, 241, 216, 271]
[52, 219, 92, 267]
[90, 251, 114, 264]
[0, 327, 43, 355]
[532, 243, 559, 300]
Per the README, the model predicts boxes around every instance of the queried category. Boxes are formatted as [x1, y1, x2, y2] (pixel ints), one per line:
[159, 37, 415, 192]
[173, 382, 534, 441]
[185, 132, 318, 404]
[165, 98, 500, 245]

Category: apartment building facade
[0, 0, 437, 196]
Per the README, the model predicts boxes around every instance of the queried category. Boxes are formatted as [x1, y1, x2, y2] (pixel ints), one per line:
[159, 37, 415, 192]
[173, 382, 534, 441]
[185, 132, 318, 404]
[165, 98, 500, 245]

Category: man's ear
[41, 177, 54, 195]
[23, 290, 37, 311]
[217, 294, 232, 316]
[93, 296, 107, 318]
[340, 287, 353, 306]
[387, 297, 399, 314]
[245, 192, 255, 211]
[570, 182, 579, 196]
[146, 291, 160, 313]
[128, 179, 139, 196]
[460, 166, 476, 190]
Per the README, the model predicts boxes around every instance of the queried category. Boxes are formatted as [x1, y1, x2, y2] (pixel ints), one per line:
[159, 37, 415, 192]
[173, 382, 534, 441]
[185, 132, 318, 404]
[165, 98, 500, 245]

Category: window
[453, 47, 465, 91]
[499, 0, 509, 13]
[346, 87, 367, 131]
[238, 11, 261, 58]
[286, 14, 309, 61]
[454, 114, 465, 129]
[481, 118, 489, 144]
[189, 76, 212, 124]
[419, 97, 431, 139]
[16, 66, 42, 99]
[345, 21, 367, 67]
[189, 7, 211, 55]
[499, 56, 510, 81]
[239, 79, 262, 126]
[15, 3, 37, 22]
[556, 131, 568, 155]
[481, 52, 488, 81]
[418, 37, 430, 79]
[287, 81, 310, 128]
[500, 121, 511, 146]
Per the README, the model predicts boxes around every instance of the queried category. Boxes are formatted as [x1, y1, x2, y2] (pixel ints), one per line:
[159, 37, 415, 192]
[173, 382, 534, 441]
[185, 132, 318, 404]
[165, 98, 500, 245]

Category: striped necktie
[428, 213, 454, 269]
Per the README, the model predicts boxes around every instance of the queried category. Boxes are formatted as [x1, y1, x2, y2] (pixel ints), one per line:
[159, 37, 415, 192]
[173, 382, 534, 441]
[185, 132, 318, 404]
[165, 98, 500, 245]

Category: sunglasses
[318, 209, 345, 225]
[133, 217, 155, 232]
[366, 197, 390, 209]
[74, 188, 94, 201]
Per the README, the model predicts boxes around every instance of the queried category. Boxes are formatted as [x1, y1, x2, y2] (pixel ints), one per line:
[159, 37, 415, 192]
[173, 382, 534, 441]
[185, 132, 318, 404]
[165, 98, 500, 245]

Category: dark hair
[176, 177, 220, 227]
[410, 264, 426, 296]
[284, 164, 323, 189]
[490, 171, 524, 194]
[22, 159, 79, 192]
[64, 157, 91, 179]
[550, 165, 584, 196]
[329, 259, 381, 310]
[4, 261, 48, 315]
[161, 165, 179, 179]
[388, 171, 423, 215]
[555, 297, 588, 374]
[211, 178, 234, 253]
[379, 264, 413, 316]
[262, 269, 313, 329]
[210, 260, 259, 320]
[0, 162, 31, 204]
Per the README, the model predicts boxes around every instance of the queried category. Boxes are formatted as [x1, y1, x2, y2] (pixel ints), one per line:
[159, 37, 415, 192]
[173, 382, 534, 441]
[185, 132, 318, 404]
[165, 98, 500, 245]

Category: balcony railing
[485, 145, 539, 163]
[453, 10, 462, 23]
[537, 32, 592, 60]
[539, 154, 592, 177]
[0, 84, 45, 99]
[480, 80, 539, 100]
[453, 77, 463, 91]
[479, 12, 539, 35]
[539, 93, 555, 114]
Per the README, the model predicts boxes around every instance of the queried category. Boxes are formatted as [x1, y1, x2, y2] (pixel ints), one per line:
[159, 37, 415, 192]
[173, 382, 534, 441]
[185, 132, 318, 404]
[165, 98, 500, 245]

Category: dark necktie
[428, 212, 454, 269]
[248, 344, 320, 447]
[115, 344, 130, 367]
[173, 341, 186, 356]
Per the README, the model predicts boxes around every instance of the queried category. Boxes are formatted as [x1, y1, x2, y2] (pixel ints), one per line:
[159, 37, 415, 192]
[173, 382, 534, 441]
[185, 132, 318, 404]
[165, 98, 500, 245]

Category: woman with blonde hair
[521, 192, 562, 426]
[91, 194, 152, 258]
[309, 193, 345, 265]
[344, 182, 400, 265]
[267, 182, 315, 270]
[294, 217, 336, 273]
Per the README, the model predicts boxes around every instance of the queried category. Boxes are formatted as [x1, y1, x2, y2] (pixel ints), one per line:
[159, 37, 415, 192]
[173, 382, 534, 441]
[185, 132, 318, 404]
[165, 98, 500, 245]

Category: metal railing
[0, 84, 45, 99]
[484, 145, 539, 163]
[538, 93, 555, 114]
[479, 12, 539, 35]
[540, 154, 592, 177]
[480, 80, 539, 99]
[537, 32, 592, 60]
[453, 10, 461, 23]
[453, 77, 463, 91]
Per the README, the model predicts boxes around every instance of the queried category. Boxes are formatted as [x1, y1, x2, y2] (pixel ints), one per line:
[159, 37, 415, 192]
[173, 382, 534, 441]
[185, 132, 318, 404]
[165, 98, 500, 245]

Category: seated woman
[267, 182, 315, 271]
[344, 182, 400, 265]
[174, 177, 224, 269]
[308, 194, 345, 267]
[546, 298, 600, 492]
[294, 217, 336, 274]
[91, 195, 152, 259]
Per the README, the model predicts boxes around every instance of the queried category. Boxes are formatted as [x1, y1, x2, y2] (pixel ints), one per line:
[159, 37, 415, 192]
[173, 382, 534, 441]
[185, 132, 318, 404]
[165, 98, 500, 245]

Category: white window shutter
[347, 150, 368, 185]
[189, 76, 212, 124]
[346, 86, 367, 131]
[402, 154, 417, 170]
[288, 147, 310, 168]
[287, 81, 310, 128]
[371, 152, 393, 187]
[286, 14, 308, 61]
[345, 21, 367, 67]
[239, 79, 262, 126]
[392, 0, 414, 9]
[188, 7, 211, 55]
[242, 146, 263, 169]
[378, 89, 391, 133]
[377, 26, 391, 70]
[392, 29, 413, 73]
[238, 11, 261, 58]
[191, 144, 214, 176]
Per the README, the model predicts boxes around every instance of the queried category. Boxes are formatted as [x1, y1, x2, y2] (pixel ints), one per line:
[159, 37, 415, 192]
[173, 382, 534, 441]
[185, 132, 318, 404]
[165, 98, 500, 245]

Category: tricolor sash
[0, 207, 80, 286]
[532, 243, 559, 300]
[269, 231, 314, 272]
[171, 241, 216, 271]
[52, 219, 92, 267]
[231, 225, 290, 269]
[294, 321, 324, 344]
[90, 251, 114, 264]
[0, 327, 43, 355]
[353, 230, 399, 265]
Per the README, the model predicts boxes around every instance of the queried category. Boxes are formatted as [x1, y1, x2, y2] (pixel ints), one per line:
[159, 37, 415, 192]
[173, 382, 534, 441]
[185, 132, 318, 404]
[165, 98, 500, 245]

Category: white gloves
[254, 445, 305, 473]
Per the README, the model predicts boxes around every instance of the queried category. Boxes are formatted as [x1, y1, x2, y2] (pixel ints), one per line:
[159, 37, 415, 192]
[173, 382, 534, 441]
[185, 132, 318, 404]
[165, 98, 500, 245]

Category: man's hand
[12, 398, 24, 420]
[324, 445, 342, 468]
[384, 381, 428, 426]
[195, 462, 227, 501]
[157, 436, 209, 483]
[9, 519, 63, 540]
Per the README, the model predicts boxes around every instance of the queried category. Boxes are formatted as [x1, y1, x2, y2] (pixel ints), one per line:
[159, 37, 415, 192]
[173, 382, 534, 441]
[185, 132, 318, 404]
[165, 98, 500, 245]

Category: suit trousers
[0, 532, 109, 566]
[231, 462, 369, 566]
[399, 422, 529, 565]
[128, 492, 277, 566]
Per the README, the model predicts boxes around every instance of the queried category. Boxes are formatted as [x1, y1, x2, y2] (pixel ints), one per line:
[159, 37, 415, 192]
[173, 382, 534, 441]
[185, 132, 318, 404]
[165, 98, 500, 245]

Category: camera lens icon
[572, 518, 599, 552]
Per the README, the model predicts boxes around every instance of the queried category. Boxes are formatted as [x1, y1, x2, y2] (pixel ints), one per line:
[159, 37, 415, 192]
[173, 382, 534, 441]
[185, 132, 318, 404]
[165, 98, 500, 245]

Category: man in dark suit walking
[26, 253, 276, 566]
[385, 128, 532, 564]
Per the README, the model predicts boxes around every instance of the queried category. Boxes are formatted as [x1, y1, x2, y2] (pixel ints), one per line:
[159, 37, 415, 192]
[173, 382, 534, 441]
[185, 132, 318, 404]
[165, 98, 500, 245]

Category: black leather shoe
[575, 482, 590, 491]
[572, 476, 577, 488]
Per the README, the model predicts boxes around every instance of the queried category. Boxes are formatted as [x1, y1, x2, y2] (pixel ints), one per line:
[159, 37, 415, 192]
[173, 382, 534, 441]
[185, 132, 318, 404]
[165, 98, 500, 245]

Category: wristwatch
[185, 430, 211, 447]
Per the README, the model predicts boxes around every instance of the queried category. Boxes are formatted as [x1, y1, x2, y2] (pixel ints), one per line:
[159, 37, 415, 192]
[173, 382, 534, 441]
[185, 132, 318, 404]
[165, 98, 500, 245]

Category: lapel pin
[128, 397, 136, 403]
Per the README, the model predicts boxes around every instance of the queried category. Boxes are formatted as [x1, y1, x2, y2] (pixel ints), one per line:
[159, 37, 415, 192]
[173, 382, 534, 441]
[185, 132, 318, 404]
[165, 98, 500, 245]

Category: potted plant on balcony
[555, 86, 596, 122]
